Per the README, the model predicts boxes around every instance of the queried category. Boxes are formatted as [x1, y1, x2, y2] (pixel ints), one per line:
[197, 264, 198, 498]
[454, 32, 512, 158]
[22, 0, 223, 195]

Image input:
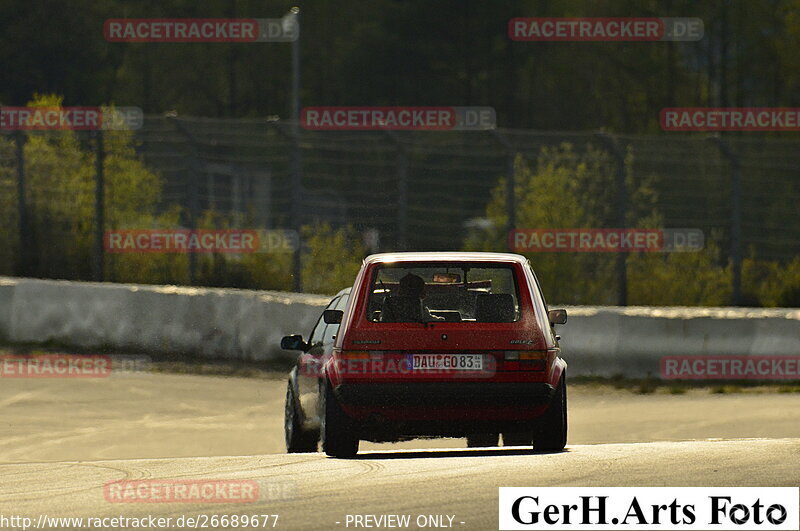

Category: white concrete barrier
[0, 277, 797, 376]
[0, 277, 329, 361]
[559, 306, 800, 377]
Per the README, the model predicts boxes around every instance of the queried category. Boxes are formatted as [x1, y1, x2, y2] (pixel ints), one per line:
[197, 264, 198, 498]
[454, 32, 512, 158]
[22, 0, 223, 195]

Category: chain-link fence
[1, 118, 798, 303]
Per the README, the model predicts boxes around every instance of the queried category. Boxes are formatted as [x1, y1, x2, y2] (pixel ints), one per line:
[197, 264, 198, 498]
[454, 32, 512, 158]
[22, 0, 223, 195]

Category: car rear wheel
[285, 382, 318, 453]
[466, 433, 499, 447]
[321, 380, 359, 458]
[532, 373, 567, 451]
[502, 432, 532, 447]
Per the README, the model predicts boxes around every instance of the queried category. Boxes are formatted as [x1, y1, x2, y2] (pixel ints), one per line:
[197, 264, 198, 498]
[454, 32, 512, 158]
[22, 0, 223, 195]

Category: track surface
[2, 440, 799, 530]
[1, 372, 799, 529]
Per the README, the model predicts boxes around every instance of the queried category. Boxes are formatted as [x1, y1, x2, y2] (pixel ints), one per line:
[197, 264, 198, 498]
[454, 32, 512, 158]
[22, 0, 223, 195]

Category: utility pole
[288, 7, 303, 292]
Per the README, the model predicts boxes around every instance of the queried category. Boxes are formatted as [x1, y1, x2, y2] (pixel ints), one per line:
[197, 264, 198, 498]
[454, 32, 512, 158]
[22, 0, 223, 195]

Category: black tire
[285, 382, 319, 453]
[321, 380, 359, 458]
[466, 433, 499, 447]
[532, 373, 567, 451]
[502, 432, 532, 447]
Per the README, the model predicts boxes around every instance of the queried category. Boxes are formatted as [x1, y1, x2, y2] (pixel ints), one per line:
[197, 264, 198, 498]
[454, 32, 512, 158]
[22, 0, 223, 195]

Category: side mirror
[323, 309, 343, 324]
[548, 309, 567, 325]
[280, 334, 307, 351]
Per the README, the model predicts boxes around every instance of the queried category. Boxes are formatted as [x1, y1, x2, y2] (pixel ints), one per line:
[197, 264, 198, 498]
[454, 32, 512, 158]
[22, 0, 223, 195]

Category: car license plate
[410, 354, 483, 371]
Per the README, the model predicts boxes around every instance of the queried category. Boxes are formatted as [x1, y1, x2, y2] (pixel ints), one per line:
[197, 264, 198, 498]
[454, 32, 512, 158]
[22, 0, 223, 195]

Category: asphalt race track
[1, 372, 799, 530]
[2, 440, 799, 530]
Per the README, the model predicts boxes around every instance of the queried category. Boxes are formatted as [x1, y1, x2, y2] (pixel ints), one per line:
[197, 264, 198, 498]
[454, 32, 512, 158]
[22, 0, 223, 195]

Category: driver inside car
[381, 273, 444, 322]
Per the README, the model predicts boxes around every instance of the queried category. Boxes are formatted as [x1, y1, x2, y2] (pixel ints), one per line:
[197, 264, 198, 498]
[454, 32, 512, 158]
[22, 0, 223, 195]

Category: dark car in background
[283, 288, 350, 452]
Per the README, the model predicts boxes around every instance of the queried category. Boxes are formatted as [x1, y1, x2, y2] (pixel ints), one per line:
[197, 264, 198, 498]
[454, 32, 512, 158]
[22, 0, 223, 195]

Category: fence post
[289, 8, 303, 292]
[14, 132, 29, 277]
[187, 164, 199, 285]
[384, 131, 408, 250]
[396, 145, 408, 251]
[710, 136, 743, 305]
[170, 117, 201, 285]
[289, 128, 303, 292]
[93, 130, 105, 282]
[595, 132, 628, 306]
[266, 121, 303, 287]
[491, 130, 516, 247]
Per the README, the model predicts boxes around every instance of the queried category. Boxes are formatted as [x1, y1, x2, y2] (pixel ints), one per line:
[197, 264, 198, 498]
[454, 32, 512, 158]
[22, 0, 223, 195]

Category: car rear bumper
[334, 381, 554, 407]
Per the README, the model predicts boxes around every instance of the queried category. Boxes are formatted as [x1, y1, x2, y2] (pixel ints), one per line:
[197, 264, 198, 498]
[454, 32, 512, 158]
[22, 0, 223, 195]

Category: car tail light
[339, 351, 370, 360]
[504, 351, 547, 371]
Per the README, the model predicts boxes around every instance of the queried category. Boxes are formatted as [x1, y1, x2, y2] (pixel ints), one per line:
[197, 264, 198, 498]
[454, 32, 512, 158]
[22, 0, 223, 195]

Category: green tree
[467, 144, 660, 304]
[0, 94, 169, 281]
[299, 223, 365, 295]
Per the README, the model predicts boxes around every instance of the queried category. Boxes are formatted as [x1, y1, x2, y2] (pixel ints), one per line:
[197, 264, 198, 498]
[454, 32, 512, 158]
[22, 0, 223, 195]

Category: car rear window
[366, 263, 520, 323]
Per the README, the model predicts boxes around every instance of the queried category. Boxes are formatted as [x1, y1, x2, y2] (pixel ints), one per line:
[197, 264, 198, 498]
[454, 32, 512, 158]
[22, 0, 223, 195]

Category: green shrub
[465, 143, 799, 307]
[299, 223, 366, 295]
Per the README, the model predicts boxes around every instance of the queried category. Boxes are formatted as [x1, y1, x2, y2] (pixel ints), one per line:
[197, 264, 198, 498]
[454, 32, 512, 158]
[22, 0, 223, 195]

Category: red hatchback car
[284, 252, 567, 458]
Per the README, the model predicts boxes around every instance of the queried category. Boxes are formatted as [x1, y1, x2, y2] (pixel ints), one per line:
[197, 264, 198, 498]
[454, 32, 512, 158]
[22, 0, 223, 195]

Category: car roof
[363, 251, 528, 265]
[334, 287, 351, 298]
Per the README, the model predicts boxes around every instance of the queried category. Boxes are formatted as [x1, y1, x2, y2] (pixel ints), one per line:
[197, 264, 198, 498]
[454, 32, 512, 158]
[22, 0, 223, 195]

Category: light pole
[287, 7, 303, 292]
